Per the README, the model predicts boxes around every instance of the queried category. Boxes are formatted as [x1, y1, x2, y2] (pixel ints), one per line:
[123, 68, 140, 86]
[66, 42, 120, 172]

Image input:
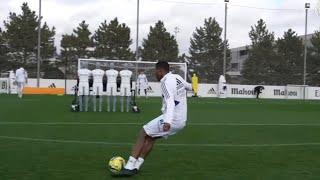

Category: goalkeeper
[191, 73, 198, 97]
[137, 70, 148, 98]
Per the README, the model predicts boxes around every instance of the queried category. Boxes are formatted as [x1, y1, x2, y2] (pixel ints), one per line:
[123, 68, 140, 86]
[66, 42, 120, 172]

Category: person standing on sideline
[15, 67, 28, 98]
[191, 73, 198, 97]
[137, 70, 148, 98]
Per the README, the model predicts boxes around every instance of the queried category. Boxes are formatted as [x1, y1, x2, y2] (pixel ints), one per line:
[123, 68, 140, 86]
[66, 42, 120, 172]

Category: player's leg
[125, 87, 130, 112]
[126, 93, 130, 112]
[144, 88, 147, 98]
[124, 129, 149, 171]
[84, 86, 89, 112]
[93, 85, 97, 112]
[98, 86, 103, 112]
[133, 135, 156, 170]
[139, 136, 156, 158]
[107, 85, 111, 112]
[120, 86, 124, 112]
[123, 116, 165, 171]
[16, 83, 21, 98]
[20, 83, 25, 98]
[107, 95, 110, 112]
[17, 82, 24, 98]
[78, 84, 83, 111]
[112, 86, 117, 112]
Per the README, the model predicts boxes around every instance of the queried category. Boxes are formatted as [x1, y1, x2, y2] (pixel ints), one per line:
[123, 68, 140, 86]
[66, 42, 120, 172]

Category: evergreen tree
[0, 28, 6, 56]
[276, 29, 304, 85]
[3, 3, 56, 65]
[0, 27, 9, 69]
[188, 17, 230, 83]
[60, 21, 93, 78]
[73, 20, 93, 58]
[242, 19, 277, 85]
[141, 21, 178, 61]
[93, 18, 133, 60]
[40, 22, 56, 60]
[61, 33, 78, 78]
[307, 30, 320, 86]
[3, 2, 38, 64]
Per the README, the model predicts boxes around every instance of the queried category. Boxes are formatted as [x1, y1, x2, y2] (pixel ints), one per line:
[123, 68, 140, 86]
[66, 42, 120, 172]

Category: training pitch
[0, 95, 320, 179]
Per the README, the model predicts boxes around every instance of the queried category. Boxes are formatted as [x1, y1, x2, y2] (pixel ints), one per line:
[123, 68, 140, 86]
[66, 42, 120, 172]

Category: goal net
[285, 85, 308, 100]
[78, 58, 188, 82]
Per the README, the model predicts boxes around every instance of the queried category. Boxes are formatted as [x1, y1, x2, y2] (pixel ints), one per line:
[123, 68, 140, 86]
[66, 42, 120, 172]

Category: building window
[240, 50, 248, 56]
[231, 63, 239, 71]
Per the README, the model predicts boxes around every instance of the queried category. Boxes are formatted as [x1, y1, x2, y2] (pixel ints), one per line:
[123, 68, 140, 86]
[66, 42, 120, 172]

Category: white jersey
[137, 74, 148, 87]
[15, 68, 28, 83]
[120, 70, 132, 85]
[160, 72, 192, 125]
[92, 69, 105, 83]
[78, 69, 91, 83]
[106, 69, 118, 84]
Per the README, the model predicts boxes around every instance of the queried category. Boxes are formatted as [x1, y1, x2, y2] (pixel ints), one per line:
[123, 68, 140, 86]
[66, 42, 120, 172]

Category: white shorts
[78, 83, 89, 96]
[106, 83, 117, 96]
[92, 83, 103, 96]
[120, 84, 131, 96]
[16, 82, 25, 89]
[143, 115, 186, 138]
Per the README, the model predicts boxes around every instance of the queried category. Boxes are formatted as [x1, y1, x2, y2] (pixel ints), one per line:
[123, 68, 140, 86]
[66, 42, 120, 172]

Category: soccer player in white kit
[91, 63, 105, 112]
[78, 65, 91, 112]
[15, 67, 28, 98]
[120, 67, 132, 112]
[137, 70, 148, 98]
[106, 63, 118, 112]
[117, 61, 193, 177]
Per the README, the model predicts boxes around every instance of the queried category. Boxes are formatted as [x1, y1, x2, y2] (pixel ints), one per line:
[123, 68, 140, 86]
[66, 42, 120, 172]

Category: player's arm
[182, 78, 193, 91]
[145, 76, 148, 85]
[161, 80, 175, 131]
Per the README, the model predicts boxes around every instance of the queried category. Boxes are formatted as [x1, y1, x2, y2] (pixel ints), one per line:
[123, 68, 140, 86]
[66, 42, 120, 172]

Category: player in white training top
[105, 63, 118, 112]
[15, 67, 28, 98]
[137, 70, 148, 98]
[91, 63, 105, 112]
[120, 68, 132, 112]
[117, 61, 193, 177]
[78, 66, 91, 112]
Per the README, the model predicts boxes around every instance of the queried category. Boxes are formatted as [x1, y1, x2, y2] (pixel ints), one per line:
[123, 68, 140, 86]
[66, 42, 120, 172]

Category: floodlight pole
[223, 0, 229, 76]
[64, 49, 68, 95]
[303, 3, 310, 85]
[136, 0, 140, 62]
[36, 0, 42, 87]
[134, 0, 140, 95]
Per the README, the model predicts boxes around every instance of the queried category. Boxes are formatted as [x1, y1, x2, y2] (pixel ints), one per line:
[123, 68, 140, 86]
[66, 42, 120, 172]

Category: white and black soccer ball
[71, 104, 79, 112]
[132, 105, 140, 113]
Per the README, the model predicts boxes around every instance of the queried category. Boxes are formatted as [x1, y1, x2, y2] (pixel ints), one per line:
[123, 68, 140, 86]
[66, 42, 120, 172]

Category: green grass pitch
[0, 95, 320, 180]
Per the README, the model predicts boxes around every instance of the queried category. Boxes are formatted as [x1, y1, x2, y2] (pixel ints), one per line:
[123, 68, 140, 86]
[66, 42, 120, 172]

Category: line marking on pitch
[0, 135, 320, 147]
[1, 122, 320, 126]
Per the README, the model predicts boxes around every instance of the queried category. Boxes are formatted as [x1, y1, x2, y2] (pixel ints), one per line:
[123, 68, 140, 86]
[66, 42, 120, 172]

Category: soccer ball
[70, 104, 79, 112]
[108, 156, 126, 174]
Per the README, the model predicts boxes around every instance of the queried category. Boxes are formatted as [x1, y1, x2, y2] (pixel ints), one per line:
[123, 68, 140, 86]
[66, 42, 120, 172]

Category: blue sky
[1, 0, 319, 54]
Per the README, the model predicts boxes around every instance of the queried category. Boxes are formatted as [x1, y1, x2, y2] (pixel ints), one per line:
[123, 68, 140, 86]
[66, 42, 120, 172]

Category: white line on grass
[0, 135, 320, 147]
[0, 122, 320, 126]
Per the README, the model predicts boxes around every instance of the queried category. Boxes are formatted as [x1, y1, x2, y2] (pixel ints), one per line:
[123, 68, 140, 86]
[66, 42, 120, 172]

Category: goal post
[285, 84, 308, 100]
[78, 58, 188, 82]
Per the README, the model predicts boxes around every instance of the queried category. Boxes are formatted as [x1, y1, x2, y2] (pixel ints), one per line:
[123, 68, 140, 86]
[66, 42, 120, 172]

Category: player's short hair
[155, 61, 170, 72]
